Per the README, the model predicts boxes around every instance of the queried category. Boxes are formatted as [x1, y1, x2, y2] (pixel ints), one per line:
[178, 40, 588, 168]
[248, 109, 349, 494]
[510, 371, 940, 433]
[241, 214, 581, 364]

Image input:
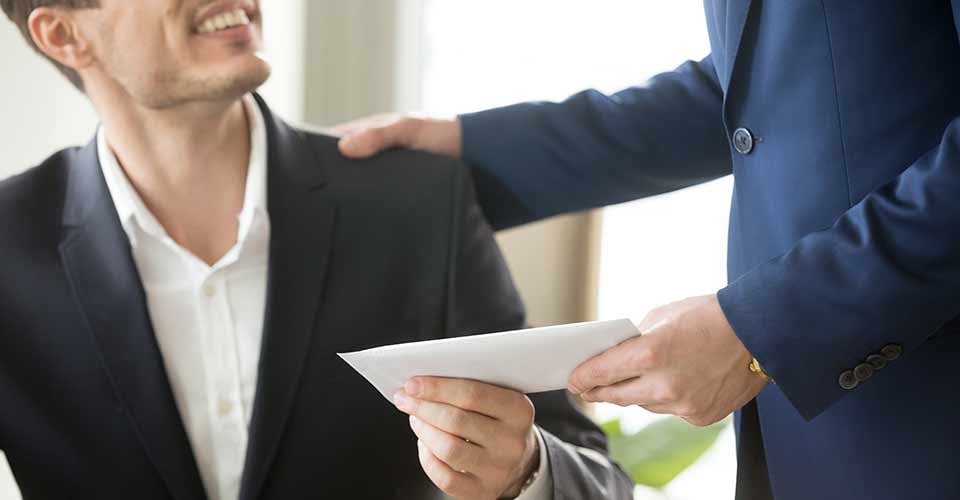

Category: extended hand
[393, 377, 539, 499]
[568, 294, 768, 427]
[333, 114, 463, 159]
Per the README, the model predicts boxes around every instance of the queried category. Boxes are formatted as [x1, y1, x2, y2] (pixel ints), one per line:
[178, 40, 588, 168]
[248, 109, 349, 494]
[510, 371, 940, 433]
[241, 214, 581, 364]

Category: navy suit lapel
[238, 96, 337, 500]
[721, 0, 754, 93]
[58, 140, 207, 500]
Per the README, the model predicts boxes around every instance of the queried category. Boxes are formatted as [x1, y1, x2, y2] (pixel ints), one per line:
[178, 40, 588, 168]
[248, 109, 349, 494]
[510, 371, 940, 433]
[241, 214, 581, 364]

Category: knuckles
[653, 382, 680, 404]
[418, 443, 468, 498]
[586, 364, 609, 387]
[629, 345, 658, 370]
[415, 377, 437, 398]
[435, 435, 466, 464]
[441, 406, 469, 431]
[433, 469, 460, 494]
[683, 414, 717, 428]
[604, 390, 632, 407]
[366, 126, 389, 148]
[460, 382, 484, 406]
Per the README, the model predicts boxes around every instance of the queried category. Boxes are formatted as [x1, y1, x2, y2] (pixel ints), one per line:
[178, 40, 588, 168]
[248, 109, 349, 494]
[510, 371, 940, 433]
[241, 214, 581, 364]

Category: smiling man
[0, 1, 633, 499]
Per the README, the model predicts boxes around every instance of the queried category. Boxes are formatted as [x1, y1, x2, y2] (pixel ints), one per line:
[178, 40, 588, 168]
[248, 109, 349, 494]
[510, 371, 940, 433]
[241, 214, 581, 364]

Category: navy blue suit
[460, 1, 960, 498]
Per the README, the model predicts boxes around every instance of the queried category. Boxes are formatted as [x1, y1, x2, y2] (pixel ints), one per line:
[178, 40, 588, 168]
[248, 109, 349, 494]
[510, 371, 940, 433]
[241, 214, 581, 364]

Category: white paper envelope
[338, 318, 639, 402]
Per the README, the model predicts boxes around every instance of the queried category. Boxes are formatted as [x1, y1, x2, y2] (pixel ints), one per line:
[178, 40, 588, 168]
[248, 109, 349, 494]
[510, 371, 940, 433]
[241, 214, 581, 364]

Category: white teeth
[197, 8, 250, 34]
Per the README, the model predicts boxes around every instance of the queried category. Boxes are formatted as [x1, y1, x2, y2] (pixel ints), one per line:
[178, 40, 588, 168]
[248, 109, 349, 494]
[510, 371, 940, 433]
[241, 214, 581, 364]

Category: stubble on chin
[138, 60, 272, 110]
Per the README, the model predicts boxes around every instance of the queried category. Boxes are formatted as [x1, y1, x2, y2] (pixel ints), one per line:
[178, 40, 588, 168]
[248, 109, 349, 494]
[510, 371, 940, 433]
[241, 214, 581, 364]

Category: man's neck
[92, 91, 253, 266]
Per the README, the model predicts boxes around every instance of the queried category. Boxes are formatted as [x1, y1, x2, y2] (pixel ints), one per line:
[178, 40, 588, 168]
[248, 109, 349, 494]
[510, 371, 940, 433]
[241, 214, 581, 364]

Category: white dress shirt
[98, 95, 551, 500]
[99, 95, 269, 500]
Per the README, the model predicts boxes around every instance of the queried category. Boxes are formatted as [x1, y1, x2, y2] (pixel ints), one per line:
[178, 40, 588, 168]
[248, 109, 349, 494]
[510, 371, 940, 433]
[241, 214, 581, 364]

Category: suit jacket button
[839, 370, 858, 390]
[733, 127, 755, 154]
[866, 354, 887, 370]
[854, 363, 874, 382]
[881, 344, 903, 361]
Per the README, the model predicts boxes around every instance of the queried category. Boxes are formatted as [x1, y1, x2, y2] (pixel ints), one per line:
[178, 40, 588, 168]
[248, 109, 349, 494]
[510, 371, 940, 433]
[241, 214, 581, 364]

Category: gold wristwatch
[749, 357, 775, 383]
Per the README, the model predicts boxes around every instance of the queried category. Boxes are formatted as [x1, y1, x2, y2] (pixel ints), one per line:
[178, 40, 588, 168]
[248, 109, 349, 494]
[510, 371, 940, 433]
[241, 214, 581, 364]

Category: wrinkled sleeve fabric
[443, 163, 634, 500]
[459, 55, 730, 230]
[513, 428, 551, 500]
[529, 393, 636, 500]
[718, 111, 960, 421]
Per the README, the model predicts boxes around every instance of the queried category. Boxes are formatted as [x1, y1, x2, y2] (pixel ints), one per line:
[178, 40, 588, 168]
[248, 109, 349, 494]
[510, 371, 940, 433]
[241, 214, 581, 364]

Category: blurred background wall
[0, 2, 735, 499]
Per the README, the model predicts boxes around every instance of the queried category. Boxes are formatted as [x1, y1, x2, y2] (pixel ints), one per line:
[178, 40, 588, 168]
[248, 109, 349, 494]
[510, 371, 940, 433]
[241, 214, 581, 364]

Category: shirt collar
[97, 94, 269, 249]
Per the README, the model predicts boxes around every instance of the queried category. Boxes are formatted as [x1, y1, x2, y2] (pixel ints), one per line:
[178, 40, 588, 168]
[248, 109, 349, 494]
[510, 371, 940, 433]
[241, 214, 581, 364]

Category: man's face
[77, 0, 271, 108]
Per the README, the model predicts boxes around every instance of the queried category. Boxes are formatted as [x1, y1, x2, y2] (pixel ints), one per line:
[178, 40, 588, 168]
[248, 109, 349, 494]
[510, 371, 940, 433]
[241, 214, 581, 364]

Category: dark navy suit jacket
[0, 97, 633, 499]
[459, 1, 960, 499]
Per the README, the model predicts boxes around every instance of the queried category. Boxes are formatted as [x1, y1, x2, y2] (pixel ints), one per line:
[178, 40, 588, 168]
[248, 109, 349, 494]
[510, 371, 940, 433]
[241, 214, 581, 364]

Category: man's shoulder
[294, 123, 470, 203]
[0, 147, 74, 233]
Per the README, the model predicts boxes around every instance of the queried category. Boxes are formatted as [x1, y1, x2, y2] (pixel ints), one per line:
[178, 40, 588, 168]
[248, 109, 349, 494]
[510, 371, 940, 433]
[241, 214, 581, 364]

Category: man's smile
[196, 8, 250, 34]
[191, 1, 258, 41]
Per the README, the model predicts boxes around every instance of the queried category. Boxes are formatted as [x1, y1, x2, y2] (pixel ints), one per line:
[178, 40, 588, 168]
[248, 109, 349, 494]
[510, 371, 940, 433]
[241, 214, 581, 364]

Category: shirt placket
[200, 267, 249, 500]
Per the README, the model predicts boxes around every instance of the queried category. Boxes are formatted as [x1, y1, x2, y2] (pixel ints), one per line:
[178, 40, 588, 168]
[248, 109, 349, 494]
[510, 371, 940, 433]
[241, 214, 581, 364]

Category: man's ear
[27, 7, 94, 71]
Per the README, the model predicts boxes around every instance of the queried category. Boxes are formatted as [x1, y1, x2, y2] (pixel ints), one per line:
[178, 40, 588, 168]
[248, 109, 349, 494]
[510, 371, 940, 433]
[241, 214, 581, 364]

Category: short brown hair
[1, 0, 99, 91]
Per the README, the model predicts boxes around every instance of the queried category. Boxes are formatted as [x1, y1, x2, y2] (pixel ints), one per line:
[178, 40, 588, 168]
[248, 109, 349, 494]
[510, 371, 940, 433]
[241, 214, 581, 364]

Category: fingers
[406, 377, 533, 423]
[338, 116, 418, 158]
[337, 115, 463, 159]
[397, 378, 541, 499]
[416, 439, 485, 499]
[568, 335, 653, 395]
[328, 113, 397, 137]
[580, 378, 706, 422]
[396, 396, 500, 447]
[581, 376, 652, 406]
[411, 416, 491, 475]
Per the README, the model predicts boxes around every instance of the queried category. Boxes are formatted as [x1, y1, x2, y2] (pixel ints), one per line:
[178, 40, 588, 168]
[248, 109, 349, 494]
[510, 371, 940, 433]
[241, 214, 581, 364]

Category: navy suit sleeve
[718, 116, 960, 420]
[444, 164, 634, 500]
[459, 55, 731, 230]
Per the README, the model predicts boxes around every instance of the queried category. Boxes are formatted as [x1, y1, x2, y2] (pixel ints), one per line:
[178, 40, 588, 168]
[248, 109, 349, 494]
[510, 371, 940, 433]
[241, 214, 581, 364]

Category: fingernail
[393, 391, 411, 410]
[405, 378, 421, 397]
[409, 415, 420, 429]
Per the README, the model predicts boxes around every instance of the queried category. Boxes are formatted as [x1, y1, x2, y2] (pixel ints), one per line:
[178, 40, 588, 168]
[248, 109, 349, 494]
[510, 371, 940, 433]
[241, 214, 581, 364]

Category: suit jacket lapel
[722, 0, 755, 93]
[58, 140, 207, 500]
[239, 96, 337, 500]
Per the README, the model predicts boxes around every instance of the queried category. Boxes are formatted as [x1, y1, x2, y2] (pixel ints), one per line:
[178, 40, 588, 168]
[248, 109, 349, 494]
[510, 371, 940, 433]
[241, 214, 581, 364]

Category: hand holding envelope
[338, 318, 640, 499]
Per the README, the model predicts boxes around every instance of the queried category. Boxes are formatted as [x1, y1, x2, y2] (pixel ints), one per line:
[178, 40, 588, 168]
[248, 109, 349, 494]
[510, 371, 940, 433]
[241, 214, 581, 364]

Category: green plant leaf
[603, 416, 728, 488]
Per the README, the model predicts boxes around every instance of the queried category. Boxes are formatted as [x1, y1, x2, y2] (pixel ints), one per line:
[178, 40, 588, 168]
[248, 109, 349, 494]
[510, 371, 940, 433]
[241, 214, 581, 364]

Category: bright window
[412, 2, 735, 498]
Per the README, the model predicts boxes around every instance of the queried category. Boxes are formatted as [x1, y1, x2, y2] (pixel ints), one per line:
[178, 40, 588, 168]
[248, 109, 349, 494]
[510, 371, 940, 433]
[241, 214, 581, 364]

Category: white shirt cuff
[513, 426, 552, 500]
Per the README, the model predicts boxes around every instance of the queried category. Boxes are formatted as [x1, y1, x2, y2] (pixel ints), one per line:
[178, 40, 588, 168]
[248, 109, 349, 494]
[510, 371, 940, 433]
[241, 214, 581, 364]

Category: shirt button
[203, 284, 216, 297]
[217, 399, 233, 417]
[838, 370, 858, 390]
